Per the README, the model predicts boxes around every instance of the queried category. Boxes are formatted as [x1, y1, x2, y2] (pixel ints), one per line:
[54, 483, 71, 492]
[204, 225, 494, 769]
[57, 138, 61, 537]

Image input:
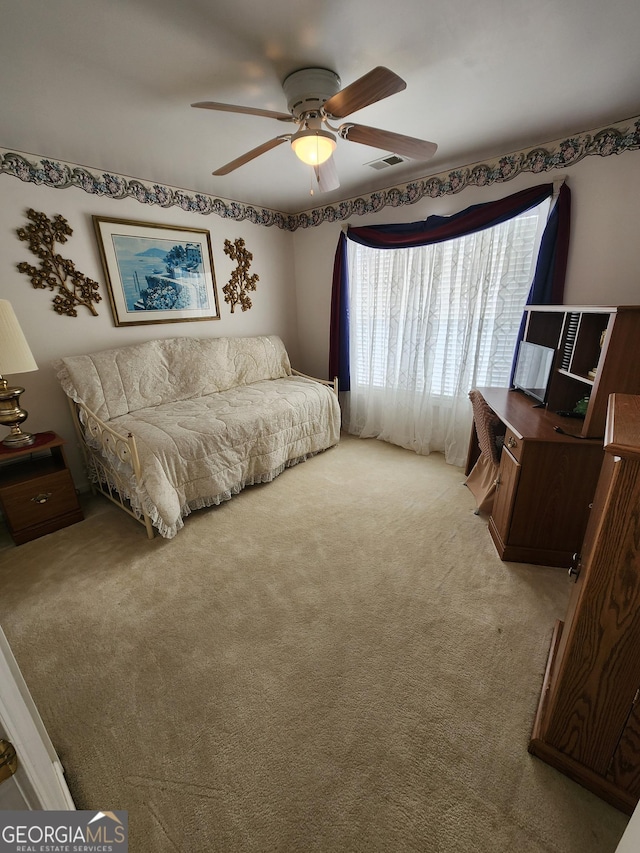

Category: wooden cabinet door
[490, 447, 520, 541]
[607, 692, 640, 798]
[507, 441, 603, 552]
[545, 453, 640, 773]
[546, 453, 615, 715]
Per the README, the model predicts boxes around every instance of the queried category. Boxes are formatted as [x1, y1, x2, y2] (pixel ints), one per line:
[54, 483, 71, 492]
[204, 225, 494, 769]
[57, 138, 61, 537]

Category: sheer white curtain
[345, 200, 550, 466]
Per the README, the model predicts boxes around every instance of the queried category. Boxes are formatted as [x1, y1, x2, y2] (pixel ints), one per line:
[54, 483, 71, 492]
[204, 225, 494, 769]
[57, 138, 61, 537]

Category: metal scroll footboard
[67, 397, 155, 539]
[291, 369, 339, 396]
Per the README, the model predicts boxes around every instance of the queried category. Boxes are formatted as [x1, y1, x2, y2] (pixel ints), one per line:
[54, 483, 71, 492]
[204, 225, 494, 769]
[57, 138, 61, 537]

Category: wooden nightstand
[0, 432, 84, 545]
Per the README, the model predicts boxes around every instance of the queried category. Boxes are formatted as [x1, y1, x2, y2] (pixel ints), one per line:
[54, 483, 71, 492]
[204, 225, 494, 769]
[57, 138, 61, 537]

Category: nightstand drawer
[0, 469, 80, 531]
[0, 432, 83, 544]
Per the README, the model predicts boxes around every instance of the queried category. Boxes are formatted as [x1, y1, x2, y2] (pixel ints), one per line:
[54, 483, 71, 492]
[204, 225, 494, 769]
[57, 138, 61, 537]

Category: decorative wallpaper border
[2, 116, 639, 232]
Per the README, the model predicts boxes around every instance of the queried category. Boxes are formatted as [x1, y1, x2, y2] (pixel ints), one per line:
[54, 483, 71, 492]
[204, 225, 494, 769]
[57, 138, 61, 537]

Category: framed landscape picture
[93, 217, 220, 326]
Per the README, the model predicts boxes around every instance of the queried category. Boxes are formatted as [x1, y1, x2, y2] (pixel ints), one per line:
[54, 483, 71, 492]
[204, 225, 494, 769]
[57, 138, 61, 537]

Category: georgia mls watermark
[0, 811, 127, 853]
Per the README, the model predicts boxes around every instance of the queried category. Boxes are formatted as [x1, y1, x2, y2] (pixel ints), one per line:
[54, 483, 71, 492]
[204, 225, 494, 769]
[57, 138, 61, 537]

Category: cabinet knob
[507, 436, 517, 449]
[31, 492, 52, 504]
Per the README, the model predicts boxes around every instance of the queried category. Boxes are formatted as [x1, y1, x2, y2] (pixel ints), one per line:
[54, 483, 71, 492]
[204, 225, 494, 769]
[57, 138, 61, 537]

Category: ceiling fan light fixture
[291, 128, 336, 166]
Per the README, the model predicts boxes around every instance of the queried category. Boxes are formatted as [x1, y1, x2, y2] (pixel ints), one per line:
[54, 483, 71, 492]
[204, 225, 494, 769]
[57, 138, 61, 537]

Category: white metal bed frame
[67, 369, 338, 540]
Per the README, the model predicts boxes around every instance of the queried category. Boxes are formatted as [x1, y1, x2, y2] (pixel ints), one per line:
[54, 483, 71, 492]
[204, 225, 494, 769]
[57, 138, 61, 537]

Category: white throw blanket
[55, 336, 340, 537]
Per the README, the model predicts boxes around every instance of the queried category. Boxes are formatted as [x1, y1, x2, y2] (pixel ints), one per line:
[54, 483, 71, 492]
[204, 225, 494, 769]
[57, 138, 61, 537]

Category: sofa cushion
[55, 335, 292, 420]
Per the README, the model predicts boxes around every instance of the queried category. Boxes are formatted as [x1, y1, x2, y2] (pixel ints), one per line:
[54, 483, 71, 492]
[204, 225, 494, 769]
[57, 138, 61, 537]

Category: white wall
[2, 145, 639, 485]
[291, 152, 640, 378]
[0, 179, 297, 483]
[615, 801, 640, 853]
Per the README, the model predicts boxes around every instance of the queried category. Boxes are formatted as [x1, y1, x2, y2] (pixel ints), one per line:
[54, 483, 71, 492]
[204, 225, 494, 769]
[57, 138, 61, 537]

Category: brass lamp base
[2, 426, 35, 448]
[0, 379, 35, 448]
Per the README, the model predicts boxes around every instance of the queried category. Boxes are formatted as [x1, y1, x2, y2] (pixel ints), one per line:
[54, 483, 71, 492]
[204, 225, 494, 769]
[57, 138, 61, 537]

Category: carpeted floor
[0, 434, 629, 852]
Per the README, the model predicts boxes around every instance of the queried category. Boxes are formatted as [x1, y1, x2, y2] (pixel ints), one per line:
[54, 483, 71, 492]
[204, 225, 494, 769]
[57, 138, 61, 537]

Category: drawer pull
[507, 436, 518, 448]
[568, 553, 581, 581]
[31, 492, 52, 504]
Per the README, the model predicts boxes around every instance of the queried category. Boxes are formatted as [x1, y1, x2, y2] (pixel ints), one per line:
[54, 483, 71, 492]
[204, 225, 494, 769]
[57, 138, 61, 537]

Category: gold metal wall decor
[16, 208, 101, 316]
[223, 238, 259, 312]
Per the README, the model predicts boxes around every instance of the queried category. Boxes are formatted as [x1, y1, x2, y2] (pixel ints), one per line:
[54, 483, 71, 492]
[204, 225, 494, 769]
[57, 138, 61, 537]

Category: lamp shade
[0, 300, 38, 375]
[291, 129, 337, 166]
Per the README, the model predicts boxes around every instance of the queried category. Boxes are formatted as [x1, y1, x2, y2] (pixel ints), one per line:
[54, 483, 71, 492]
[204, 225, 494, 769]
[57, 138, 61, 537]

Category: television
[512, 340, 555, 404]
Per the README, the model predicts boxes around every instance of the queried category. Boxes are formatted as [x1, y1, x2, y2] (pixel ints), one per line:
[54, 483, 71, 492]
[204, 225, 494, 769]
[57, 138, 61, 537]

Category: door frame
[0, 625, 75, 810]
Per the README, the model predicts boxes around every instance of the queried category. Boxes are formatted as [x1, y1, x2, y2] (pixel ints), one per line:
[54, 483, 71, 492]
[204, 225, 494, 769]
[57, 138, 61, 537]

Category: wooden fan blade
[192, 101, 294, 122]
[341, 123, 437, 160]
[323, 67, 406, 118]
[212, 136, 291, 176]
[313, 157, 340, 193]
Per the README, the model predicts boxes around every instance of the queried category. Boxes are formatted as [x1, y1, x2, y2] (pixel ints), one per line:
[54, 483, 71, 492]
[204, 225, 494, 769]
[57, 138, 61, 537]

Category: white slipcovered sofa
[55, 335, 340, 539]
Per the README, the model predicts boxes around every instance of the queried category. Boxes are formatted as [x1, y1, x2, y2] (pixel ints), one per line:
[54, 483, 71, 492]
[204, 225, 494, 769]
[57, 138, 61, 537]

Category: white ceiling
[2, 0, 640, 215]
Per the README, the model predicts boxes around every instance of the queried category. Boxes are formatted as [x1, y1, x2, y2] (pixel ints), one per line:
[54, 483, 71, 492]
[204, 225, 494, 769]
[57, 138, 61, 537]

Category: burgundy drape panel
[329, 182, 570, 391]
[329, 232, 349, 391]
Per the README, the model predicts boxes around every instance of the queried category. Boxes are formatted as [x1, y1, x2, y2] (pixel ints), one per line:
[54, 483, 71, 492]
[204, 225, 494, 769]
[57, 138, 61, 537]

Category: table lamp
[0, 300, 38, 448]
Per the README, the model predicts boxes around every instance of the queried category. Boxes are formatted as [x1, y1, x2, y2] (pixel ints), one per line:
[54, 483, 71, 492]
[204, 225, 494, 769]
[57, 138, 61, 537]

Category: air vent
[367, 154, 408, 170]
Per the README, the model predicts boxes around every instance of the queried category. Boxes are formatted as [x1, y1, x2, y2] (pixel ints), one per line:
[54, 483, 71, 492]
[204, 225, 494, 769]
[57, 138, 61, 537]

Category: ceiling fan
[191, 66, 437, 192]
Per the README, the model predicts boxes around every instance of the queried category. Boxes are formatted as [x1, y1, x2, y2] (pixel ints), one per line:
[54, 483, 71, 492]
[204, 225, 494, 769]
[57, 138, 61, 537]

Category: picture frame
[92, 216, 220, 326]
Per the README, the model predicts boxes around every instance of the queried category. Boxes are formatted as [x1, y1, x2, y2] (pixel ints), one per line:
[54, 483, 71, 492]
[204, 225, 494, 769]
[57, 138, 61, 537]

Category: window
[345, 199, 550, 464]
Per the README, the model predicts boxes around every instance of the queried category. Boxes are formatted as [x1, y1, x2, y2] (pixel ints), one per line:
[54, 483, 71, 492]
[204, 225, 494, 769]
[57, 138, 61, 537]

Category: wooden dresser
[529, 394, 640, 814]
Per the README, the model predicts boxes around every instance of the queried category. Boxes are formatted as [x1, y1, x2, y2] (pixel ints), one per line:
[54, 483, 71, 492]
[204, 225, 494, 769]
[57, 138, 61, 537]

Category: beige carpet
[0, 434, 629, 852]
